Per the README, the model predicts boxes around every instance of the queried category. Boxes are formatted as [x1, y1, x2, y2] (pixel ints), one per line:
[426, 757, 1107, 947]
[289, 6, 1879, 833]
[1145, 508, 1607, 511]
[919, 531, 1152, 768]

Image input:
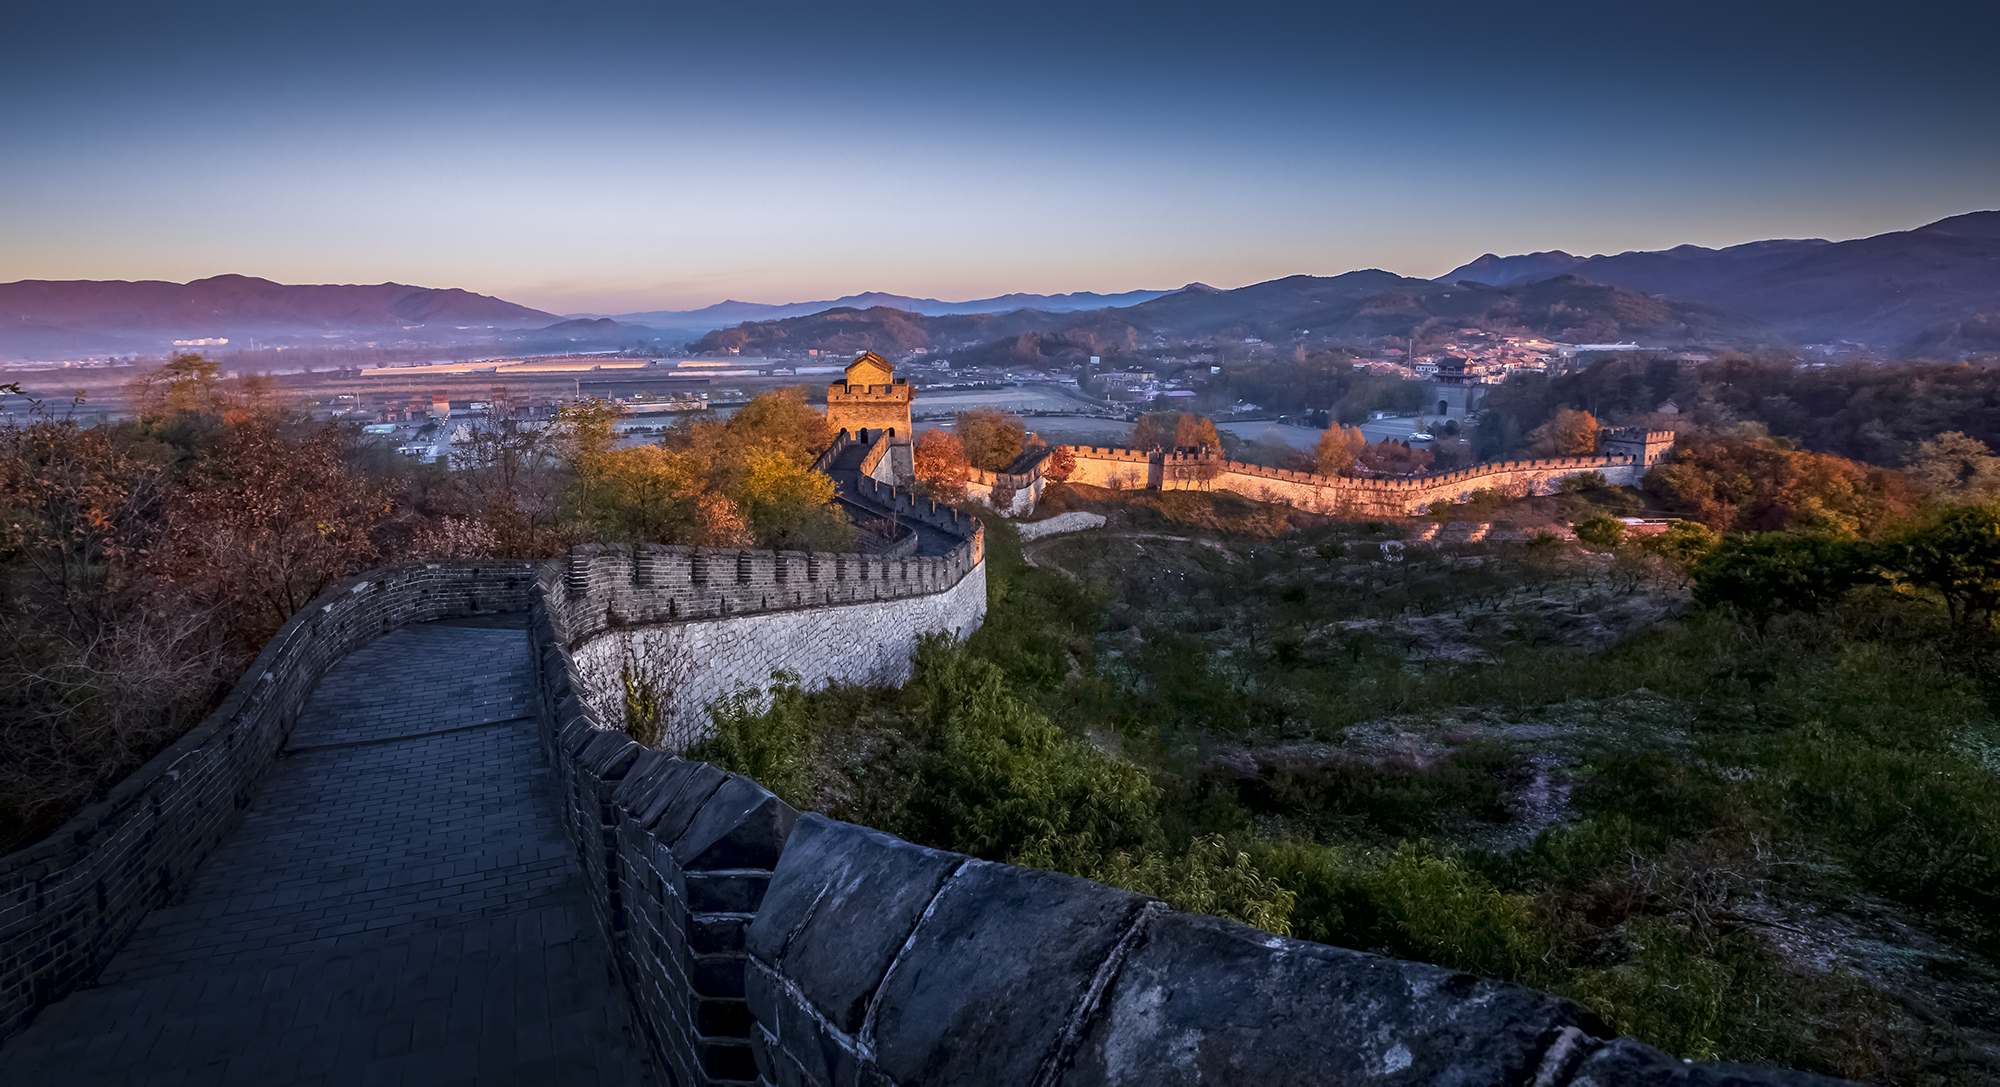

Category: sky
[4, 0, 1997, 315]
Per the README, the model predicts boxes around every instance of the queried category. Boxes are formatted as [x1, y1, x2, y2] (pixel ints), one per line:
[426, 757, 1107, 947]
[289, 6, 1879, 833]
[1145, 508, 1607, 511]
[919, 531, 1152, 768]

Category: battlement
[548, 532, 980, 650]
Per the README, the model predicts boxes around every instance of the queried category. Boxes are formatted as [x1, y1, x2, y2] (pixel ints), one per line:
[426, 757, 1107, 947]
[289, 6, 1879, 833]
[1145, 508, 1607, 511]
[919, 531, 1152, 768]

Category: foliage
[1907, 430, 2000, 503]
[734, 453, 856, 551]
[955, 407, 1027, 471]
[1574, 514, 1626, 549]
[564, 388, 851, 550]
[1690, 531, 1872, 624]
[1130, 411, 1221, 452]
[1313, 424, 1371, 476]
[149, 419, 388, 646]
[1876, 502, 2000, 631]
[692, 671, 821, 804]
[1042, 443, 1077, 483]
[1527, 408, 1601, 457]
[912, 429, 971, 500]
[1642, 521, 1719, 568]
[1086, 835, 1299, 935]
[566, 443, 748, 547]
[1646, 434, 1919, 536]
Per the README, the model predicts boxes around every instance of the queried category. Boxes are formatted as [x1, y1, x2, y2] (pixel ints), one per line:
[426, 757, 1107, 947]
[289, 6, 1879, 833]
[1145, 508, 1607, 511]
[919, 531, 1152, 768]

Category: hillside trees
[1646, 435, 1918, 535]
[1907, 431, 2000, 503]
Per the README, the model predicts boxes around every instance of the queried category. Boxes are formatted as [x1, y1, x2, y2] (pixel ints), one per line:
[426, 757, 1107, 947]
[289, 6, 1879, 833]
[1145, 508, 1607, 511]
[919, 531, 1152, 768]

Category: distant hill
[1437, 251, 1587, 287]
[1437, 212, 2000, 352]
[0, 274, 558, 330]
[0, 275, 563, 359]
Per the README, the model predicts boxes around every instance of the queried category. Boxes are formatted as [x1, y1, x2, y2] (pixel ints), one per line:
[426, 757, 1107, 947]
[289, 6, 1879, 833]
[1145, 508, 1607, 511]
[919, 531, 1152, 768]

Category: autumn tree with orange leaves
[913, 429, 971, 500]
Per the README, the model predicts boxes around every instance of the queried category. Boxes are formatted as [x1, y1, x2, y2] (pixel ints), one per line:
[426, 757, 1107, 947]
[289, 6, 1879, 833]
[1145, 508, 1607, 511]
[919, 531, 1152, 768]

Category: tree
[1646, 435, 1918, 537]
[913, 429, 971, 500]
[1877, 503, 2000, 631]
[1574, 514, 1626, 549]
[1691, 532, 1873, 625]
[1313, 424, 1371, 476]
[131, 353, 231, 418]
[735, 453, 857, 552]
[150, 421, 390, 646]
[956, 408, 1027, 472]
[1043, 444, 1077, 484]
[1908, 431, 2000, 503]
[1130, 411, 1220, 452]
[1526, 408, 1601, 457]
[568, 445, 747, 548]
[1643, 521, 1719, 569]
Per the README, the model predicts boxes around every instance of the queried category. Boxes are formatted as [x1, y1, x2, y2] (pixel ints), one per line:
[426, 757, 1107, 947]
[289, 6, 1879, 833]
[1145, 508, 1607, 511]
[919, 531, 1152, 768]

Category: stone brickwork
[571, 563, 987, 748]
[0, 562, 534, 1047]
[533, 560, 803, 1086]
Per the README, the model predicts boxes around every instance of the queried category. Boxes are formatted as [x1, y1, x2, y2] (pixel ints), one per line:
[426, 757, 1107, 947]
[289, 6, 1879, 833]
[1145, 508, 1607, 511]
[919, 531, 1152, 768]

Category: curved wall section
[0, 562, 534, 1044]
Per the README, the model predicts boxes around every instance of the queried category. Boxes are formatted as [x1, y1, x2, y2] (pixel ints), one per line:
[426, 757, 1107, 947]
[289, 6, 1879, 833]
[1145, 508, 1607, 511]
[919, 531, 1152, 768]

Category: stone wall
[571, 562, 986, 748]
[1066, 445, 1645, 517]
[0, 562, 535, 1046]
[966, 447, 1051, 517]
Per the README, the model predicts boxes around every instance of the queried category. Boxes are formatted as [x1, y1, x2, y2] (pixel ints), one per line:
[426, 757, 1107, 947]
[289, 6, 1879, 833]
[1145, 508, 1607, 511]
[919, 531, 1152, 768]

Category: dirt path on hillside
[1021, 531, 1234, 574]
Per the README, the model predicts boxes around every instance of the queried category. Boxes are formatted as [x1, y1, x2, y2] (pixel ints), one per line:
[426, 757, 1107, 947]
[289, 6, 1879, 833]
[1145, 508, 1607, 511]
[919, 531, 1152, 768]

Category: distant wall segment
[0, 562, 534, 1046]
[1063, 445, 1649, 517]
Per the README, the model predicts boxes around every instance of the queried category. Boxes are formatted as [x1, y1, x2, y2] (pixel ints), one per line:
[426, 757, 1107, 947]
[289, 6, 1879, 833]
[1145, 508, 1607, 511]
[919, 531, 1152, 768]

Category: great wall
[0, 354, 1843, 1084]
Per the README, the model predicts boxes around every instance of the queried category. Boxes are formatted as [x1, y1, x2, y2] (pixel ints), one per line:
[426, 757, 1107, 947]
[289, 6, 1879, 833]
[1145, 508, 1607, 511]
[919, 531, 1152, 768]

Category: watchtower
[825, 352, 913, 439]
[1424, 356, 1486, 422]
[1598, 428, 1677, 466]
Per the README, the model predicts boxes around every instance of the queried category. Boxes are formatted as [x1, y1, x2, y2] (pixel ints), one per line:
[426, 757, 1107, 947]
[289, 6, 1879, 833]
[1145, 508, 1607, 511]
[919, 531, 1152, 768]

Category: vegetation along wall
[0, 562, 535, 1046]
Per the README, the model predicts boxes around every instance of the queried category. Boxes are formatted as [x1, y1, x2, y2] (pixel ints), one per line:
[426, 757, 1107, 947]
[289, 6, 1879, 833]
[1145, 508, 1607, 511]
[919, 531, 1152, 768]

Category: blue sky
[5, 0, 1995, 313]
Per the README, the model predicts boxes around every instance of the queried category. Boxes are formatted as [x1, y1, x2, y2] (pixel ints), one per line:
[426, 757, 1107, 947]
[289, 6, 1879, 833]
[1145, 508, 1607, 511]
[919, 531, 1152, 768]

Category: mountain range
[1438, 211, 2000, 351]
[690, 271, 1764, 362]
[578, 289, 1173, 329]
[2, 211, 1994, 362]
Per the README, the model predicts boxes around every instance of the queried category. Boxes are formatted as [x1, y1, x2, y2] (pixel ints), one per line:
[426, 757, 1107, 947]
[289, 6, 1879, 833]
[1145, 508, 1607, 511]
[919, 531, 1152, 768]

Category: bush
[1691, 531, 1874, 624]
[690, 670, 821, 806]
[1574, 514, 1626, 549]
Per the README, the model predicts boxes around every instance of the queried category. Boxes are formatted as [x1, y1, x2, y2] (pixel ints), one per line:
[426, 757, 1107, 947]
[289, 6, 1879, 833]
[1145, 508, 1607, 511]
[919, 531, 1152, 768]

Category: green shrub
[1087, 835, 1299, 935]
[1574, 514, 1626, 549]
[1365, 842, 1566, 987]
[690, 670, 820, 807]
[906, 634, 1162, 870]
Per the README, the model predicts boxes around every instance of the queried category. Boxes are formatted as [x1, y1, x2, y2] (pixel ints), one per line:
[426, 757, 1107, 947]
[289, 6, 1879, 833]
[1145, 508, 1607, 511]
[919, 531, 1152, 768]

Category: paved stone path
[0, 616, 655, 1086]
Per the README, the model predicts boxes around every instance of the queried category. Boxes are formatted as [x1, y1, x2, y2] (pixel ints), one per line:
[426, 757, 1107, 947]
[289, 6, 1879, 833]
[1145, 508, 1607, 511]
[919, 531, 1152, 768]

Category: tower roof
[844, 352, 894, 386]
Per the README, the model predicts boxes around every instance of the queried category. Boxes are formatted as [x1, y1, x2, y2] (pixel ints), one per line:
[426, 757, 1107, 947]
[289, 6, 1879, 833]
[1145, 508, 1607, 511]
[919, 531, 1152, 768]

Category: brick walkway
[0, 617, 654, 1086]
